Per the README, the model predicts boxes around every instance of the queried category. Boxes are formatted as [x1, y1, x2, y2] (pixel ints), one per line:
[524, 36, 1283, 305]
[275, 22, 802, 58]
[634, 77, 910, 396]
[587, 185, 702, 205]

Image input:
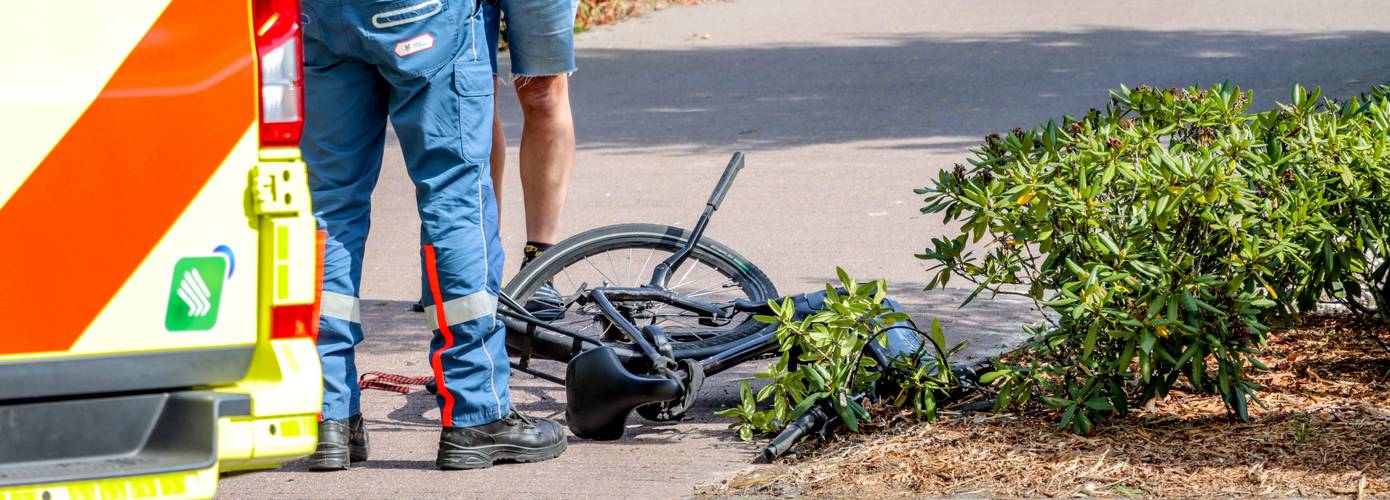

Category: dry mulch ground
[703, 315, 1390, 497]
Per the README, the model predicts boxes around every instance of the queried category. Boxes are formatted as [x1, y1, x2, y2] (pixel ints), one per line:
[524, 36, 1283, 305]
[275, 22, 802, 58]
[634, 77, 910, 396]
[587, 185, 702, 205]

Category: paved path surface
[220, 1, 1389, 497]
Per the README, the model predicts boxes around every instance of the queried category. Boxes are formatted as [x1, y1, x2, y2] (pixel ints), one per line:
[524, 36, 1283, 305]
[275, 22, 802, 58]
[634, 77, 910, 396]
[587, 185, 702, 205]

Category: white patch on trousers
[394, 33, 435, 57]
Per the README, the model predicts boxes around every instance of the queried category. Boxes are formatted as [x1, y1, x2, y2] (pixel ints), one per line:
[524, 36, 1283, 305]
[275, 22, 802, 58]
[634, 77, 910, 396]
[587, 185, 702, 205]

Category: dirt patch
[575, 0, 705, 32]
[495, 0, 707, 53]
[702, 315, 1390, 497]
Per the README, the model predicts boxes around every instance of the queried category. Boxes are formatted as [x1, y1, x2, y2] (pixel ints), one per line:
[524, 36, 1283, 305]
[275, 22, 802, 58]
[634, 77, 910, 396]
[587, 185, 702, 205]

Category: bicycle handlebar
[651, 152, 745, 288]
[762, 406, 829, 462]
[706, 152, 745, 210]
[761, 357, 997, 461]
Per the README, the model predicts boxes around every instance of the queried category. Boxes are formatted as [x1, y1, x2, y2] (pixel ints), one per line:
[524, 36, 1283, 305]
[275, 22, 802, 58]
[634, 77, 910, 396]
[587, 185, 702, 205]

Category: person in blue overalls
[299, 0, 566, 471]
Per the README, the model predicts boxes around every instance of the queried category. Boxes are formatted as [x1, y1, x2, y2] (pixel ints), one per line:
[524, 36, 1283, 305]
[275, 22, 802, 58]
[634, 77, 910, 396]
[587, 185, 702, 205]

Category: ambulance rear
[0, 1, 323, 497]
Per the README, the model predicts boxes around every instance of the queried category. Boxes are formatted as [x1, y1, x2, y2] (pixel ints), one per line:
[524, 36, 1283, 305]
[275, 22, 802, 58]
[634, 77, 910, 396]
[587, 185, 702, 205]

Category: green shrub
[1273, 87, 1390, 314]
[716, 269, 961, 441]
[918, 83, 1390, 433]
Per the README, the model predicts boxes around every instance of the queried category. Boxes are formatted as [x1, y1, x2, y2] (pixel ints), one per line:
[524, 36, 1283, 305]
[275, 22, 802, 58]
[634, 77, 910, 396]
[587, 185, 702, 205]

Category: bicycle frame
[495, 152, 778, 382]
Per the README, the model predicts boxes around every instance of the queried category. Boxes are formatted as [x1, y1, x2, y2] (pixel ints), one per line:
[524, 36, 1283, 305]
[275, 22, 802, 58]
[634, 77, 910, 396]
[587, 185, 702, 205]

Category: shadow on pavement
[888, 284, 1048, 360]
[569, 29, 1390, 155]
[379, 390, 440, 429]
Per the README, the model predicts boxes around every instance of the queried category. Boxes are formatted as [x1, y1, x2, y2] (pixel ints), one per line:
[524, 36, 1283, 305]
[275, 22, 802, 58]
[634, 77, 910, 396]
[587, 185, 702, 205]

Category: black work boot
[436, 411, 567, 470]
[348, 414, 370, 462]
[309, 414, 369, 471]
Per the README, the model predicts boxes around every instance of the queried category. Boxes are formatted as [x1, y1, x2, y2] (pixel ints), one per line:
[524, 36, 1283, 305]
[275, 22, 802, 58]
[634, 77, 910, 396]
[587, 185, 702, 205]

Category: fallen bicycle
[416, 153, 991, 457]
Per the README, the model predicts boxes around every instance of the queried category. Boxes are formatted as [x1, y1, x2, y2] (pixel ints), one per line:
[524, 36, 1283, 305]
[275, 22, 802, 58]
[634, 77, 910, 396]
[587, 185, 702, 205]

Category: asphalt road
[219, 1, 1390, 497]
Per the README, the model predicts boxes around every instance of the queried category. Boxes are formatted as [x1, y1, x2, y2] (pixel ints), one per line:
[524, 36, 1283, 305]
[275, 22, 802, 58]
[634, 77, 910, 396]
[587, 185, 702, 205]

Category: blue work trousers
[301, 0, 510, 428]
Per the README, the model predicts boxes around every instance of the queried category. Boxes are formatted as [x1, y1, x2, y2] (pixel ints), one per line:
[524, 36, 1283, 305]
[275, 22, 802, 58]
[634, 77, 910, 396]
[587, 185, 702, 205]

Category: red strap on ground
[359, 371, 433, 394]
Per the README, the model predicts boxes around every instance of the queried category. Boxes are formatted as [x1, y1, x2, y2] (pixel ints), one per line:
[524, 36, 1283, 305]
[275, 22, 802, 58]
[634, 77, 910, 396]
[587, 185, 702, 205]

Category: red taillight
[271, 230, 325, 340]
[253, 0, 304, 148]
[271, 303, 317, 340]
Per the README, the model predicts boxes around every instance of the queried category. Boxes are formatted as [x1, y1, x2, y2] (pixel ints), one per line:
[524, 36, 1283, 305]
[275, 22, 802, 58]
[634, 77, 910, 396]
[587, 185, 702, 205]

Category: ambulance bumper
[0, 391, 249, 491]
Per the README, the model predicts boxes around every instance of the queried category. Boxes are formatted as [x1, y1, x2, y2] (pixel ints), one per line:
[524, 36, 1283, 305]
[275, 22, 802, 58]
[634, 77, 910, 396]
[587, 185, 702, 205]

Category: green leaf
[1065, 258, 1087, 277]
[831, 398, 859, 432]
[1082, 322, 1100, 360]
[848, 399, 870, 421]
[978, 370, 1004, 385]
[1084, 398, 1114, 411]
[1096, 232, 1121, 255]
[1060, 405, 1077, 428]
[1139, 332, 1157, 354]
[790, 392, 825, 420]
[797, 365, 822, 390]
[930, 319, 948, 352]
[753, 314, 779, 324]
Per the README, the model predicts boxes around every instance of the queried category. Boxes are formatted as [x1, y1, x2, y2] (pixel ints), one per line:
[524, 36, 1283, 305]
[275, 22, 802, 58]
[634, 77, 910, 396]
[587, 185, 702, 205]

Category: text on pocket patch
[394, 33, 435, 57]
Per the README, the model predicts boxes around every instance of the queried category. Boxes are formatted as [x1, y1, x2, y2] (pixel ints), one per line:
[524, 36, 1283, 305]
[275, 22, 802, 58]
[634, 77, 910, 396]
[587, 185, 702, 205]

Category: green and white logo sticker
[165, 256, 228, 332]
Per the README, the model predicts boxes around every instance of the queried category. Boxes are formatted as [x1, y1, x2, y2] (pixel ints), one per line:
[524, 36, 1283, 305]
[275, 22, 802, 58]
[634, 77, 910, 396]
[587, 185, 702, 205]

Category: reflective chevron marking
[0, 0, 254, 353]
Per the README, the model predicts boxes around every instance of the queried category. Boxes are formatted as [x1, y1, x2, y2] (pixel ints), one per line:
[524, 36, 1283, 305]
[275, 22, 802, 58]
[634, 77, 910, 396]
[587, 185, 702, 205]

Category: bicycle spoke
[560, 268, 579, 292]
[625, 247, 636, 287]
[605, 249, 620, 286]
[672, 258, 720, 292]
[687, 285, 739, 299]
[582, 255, 619, 286]
[550, 317, 597, 335]
[639, 248, 656, 285]
[680, 275, 737, 299]
[672, 257, 700, 289]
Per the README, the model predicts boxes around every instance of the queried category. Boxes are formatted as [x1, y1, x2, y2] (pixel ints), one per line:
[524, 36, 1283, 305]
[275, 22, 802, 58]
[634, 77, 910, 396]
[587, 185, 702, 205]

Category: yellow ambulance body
[0, 1, 322, 497]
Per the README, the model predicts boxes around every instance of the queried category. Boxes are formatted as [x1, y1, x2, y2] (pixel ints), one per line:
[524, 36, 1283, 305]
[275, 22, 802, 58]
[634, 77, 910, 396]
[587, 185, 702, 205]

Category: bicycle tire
[504, 223, 777, 363]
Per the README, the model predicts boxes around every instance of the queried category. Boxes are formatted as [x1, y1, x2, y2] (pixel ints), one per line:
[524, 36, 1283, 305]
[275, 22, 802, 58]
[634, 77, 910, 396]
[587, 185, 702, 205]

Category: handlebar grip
[706, 152, 745, 210]
[762, 406, 823, 461]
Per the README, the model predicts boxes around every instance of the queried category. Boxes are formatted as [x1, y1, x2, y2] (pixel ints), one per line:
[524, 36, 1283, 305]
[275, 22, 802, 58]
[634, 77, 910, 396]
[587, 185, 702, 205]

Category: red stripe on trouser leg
[424, 244, 456, 428]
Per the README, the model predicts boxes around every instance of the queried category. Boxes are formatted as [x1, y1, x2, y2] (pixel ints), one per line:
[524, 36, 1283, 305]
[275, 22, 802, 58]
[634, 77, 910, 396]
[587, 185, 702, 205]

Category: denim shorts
[483, 0, 579, 78]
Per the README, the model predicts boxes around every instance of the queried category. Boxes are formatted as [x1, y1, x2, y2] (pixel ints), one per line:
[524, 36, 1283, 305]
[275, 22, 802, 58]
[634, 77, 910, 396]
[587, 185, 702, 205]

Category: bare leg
[487, 76, 506, 208]
[514, 74, 574, 245]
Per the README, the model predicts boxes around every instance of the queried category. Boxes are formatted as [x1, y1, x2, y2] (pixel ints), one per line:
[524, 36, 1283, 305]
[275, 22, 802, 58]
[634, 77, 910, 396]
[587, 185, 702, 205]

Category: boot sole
[436, 439, 567, 470]
[308, 447, 350, 471]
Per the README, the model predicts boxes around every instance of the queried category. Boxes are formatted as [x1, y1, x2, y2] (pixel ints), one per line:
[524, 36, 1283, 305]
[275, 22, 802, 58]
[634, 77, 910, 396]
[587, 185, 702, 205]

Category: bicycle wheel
[504, 223, 777, 364]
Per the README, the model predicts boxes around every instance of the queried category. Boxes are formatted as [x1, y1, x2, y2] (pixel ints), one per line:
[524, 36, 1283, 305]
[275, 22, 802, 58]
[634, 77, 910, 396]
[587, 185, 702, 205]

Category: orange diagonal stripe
[0, 0, 256, 355]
